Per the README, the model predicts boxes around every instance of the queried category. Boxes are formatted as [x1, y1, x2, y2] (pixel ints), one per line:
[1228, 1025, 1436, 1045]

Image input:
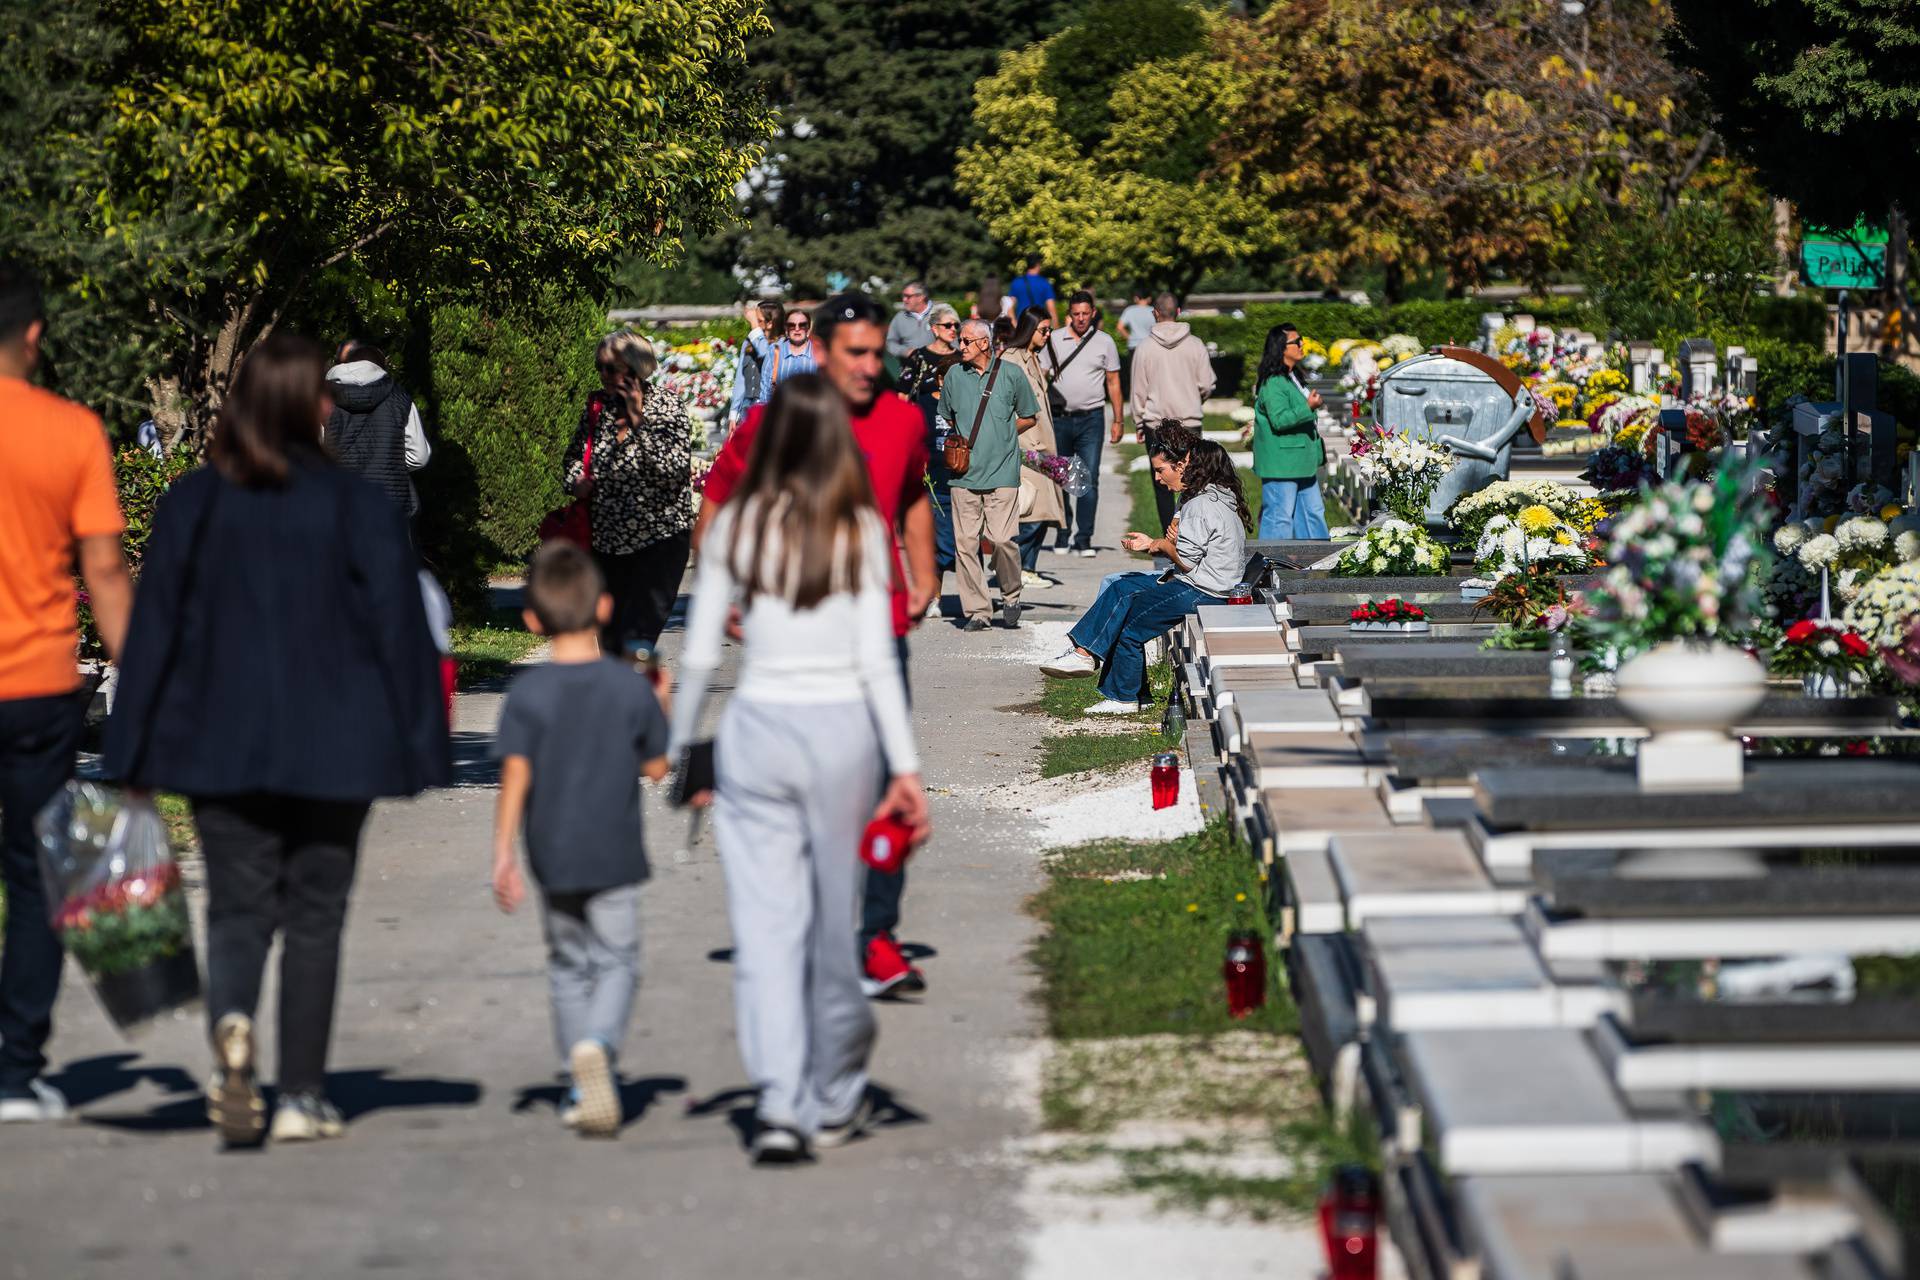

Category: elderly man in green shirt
[941, 318, 1038, 631]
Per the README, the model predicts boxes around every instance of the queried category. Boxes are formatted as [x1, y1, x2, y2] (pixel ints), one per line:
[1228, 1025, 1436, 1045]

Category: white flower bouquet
[1348, 426, 1455, 523]
[1474, 507, 1593, 580]
[1330, 518, 1449, 579]
[1447, 479, 1593, 544]
[1845, 562, 1920, 682]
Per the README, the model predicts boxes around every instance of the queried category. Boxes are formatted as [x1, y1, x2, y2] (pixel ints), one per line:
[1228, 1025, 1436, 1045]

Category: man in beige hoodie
[1127, 293, 1215, 529]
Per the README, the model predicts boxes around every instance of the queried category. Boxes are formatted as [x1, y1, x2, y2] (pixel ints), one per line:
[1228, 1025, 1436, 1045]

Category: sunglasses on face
[933, 320, 958, 330]
[787, 322, 811, 332]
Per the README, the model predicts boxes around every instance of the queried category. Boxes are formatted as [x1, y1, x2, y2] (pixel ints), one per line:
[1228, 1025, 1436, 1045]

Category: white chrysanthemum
[1798, 534, 1841, 569]
[1773, 525, 1808, 555]
[1897, 530, 1920, 562]
[1837, 517, 1889, 550]
[1229, 406, 1255, 425]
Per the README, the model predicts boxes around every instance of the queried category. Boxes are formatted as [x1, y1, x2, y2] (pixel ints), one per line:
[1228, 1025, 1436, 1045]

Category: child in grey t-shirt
[492, 542, 669, 1138]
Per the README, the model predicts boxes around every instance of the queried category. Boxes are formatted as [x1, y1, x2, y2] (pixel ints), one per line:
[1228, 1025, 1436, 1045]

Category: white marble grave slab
[1368, 937, 1556, 1031]
[1594, 1015, 1920, 1093]
[1400, 1028, 1716, 1175]
[1469, 811, 1920, 871]
[1456, 1173, 1696, 1280]
[1245, 732, 1382, 790]
[1282, 844, 1345, 937]
[1187, 604, 1281, 655]
[1198, 630, 1298, 670]
[1525, 898, 1920, 961]
[1329, 831, 1526, 923]
[1214, 689, 1344, 754]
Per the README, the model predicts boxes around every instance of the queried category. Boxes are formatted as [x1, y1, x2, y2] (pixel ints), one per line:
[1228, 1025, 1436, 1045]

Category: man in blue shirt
[1007, 254, 1057, 326]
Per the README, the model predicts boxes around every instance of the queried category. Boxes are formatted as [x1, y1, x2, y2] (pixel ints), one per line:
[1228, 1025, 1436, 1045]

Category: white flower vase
[1614, 640, 1766, 793]
[1801, 671, 1844, 699]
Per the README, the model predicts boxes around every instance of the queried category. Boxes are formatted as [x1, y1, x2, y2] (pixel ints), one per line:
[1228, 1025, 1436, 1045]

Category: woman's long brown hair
[726, 373, 879, 611]
[1179, 439, 1255, 531]
[208, 332, 328, 487]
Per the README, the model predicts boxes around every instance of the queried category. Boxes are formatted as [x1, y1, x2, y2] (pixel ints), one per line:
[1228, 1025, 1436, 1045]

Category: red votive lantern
[1318, 1165, 1380, 1280]
[1226, 582, 1254, 605]
[1150, 752, 1180, 810]
[1223, 931, 1266, 1019]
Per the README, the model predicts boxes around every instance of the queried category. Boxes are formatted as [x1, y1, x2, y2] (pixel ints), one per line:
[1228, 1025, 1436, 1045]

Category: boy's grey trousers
[539, 883, 641, 1071]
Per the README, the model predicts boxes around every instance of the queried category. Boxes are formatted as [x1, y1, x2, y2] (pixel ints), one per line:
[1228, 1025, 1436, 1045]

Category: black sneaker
[963, 617, 989, 633]
[1000, 604, 1022, 629]
[751, 1122, 808, 1166]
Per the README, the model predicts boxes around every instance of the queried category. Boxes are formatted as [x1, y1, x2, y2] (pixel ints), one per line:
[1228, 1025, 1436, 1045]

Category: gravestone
[1657, 407, 1689, 478]
[1789, 401, 1841, 519]
[1627, 344, 1665, 395]
[1838, 352, 1882, 492]
[1478, 312, 1506, 353]
[1677, 338, 1717, 401]
[1373, 348, 1545, 523]
[1724, 347, 1760, 399]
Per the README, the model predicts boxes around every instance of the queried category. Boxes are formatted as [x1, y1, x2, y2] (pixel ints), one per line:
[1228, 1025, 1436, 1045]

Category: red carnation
[1841, 632, 1873, 658]
[1785, 619, 1820, 644]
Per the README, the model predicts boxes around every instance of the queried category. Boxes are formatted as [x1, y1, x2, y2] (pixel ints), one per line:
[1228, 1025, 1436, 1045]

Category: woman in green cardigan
[1249, 324, 1328, 539]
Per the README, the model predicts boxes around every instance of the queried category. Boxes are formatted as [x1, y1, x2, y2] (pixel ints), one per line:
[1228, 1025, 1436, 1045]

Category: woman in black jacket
[104, 333, 449, 1149]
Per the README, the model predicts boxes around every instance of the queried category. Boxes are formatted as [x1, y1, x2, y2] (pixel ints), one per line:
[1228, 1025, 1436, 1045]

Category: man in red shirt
[694, 294, 937, 999]
[0, 261, 133, 1122]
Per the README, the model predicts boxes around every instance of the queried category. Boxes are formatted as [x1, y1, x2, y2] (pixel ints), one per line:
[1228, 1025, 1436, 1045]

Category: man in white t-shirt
[1043, 291, 1122, 556]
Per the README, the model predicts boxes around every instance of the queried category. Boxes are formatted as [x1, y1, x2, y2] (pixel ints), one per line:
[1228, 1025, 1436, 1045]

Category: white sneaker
[268, 1092, 344, 1143]
[568, 1040, 621, 1138]
[1077, 547, 1098, 558]
[923, 596, 942, 619]
[1021, 571, 1055, 591]
[1040, 648, 1098, 678]
[1050, 546, 1071, 557]
[0, 1079, 68, 1124]
[1085, 699, 1143, 715]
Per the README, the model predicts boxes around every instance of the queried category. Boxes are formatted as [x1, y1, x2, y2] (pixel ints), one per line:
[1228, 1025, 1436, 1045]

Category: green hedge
[414, 289, 604, 616]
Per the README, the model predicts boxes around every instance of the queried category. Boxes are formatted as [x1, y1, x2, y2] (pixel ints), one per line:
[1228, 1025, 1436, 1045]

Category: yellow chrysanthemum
[1553, 531, 1573, 545]
[1882, 504, 1905, 521]
[1615, 418, 1650, 450]
[1825, 515, 1841, 533]
[1518, 504, 1558, 533]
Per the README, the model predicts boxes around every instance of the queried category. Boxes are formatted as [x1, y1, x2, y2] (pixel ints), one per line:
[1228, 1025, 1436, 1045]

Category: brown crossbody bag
[943, 357, 1002, 477]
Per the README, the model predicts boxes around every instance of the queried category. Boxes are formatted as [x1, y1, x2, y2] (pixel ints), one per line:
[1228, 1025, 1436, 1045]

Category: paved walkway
[0, 469, 1149, 1278]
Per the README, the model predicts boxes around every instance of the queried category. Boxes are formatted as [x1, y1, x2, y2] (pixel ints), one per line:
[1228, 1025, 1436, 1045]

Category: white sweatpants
[713, 697, 879, 1134]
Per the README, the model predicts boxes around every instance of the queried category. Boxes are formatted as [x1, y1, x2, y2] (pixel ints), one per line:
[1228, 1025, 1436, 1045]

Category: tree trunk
[1382, 259, 1405, 307]
[1882, 208, 1909, 359]
[1772, 198, 1797, 298]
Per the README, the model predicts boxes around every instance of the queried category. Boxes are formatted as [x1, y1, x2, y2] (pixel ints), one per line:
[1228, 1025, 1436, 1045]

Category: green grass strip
[1030, 820, 1294, 1039]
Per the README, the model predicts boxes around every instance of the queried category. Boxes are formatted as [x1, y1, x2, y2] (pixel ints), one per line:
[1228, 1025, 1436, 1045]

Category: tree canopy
[734, 0, 1072, 296]
[1667, 0, 1920, 225]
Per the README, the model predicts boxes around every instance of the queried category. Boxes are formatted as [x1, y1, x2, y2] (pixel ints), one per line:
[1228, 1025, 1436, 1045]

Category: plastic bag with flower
[35, 782, 200, 1034]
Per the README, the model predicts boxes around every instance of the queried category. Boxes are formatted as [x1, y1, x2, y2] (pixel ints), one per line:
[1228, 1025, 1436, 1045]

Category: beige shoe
[206, 1013, 265, 1148]
[269, 1092, 344, 1142]
[568, 1041, 620, 1138]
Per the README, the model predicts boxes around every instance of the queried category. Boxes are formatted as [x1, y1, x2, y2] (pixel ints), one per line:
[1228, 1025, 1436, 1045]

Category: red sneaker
[862, 935, 926, 999]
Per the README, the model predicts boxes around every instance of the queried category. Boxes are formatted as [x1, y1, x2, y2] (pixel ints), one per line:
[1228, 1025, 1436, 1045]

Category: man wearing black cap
[694, 294, 937, 998]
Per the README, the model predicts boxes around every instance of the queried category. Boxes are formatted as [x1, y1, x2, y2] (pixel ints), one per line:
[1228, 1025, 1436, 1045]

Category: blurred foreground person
[105, 334, 448, 1148]
[672, 374, 929, 1165]
[0, 261, 132, 1123]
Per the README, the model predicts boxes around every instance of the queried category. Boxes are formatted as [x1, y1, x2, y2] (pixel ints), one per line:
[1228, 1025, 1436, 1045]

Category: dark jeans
[1142, 426, 1180, 532]
[0, 691, 87, 1095]
[1017, 521, 1048, 573]
[930, 484, 956, 577]
[195, 795, 371, 1095]
[860, 636, 912, 953]
[1052, 409, 1106, 549]
[596, 530, 693, 656]
[1069, 577, 1214, 703]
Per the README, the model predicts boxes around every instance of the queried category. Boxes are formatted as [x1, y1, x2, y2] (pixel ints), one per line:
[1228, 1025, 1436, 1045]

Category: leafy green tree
[957, 7, 1284, 296]
[42, 0, 771, 437]
[735, 0, 1073, 296]
[1666, 0, 1920, 226]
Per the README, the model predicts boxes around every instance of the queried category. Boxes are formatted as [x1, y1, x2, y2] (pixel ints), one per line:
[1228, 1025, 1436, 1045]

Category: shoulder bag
[942, 358, 1002, 477]
[537, 406, 596, 548]
[1044, 330, 1095, 418]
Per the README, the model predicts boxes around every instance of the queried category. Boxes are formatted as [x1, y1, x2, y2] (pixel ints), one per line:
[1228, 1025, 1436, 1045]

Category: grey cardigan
[1172, 484, 1247, 597]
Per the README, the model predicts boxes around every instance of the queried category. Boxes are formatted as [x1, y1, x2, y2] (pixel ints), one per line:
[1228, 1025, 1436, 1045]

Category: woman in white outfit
[669, 373, 930, 1165]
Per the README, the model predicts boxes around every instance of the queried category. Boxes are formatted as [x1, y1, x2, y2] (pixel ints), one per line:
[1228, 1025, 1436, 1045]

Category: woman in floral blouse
[562, 331, 694, 655]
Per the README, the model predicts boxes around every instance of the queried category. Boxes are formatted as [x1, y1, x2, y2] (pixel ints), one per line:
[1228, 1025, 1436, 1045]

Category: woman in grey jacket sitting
[1039, 438, 1251, 712]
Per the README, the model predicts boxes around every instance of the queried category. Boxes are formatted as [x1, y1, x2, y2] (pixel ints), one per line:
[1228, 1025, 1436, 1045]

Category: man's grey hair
[1153, 292, 1180, 320]
[902, 281, 927, 298]
[960, 318, 993, 343]
[597, 330, 656, 380]
[926, 302, 960, 328]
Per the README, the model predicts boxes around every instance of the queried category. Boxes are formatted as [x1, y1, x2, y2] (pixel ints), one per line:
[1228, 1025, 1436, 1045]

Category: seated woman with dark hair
[1040, 437, 1252, 713]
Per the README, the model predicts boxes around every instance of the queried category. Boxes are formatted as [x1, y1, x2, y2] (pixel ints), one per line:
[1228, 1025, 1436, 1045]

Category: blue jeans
[1051, 409, 1106, 549]
[929, 485, 956, 576]
[1070, 577, 1213, 703]
[1017, 521, 1048, 572]
[1259, 477, 1329, 540]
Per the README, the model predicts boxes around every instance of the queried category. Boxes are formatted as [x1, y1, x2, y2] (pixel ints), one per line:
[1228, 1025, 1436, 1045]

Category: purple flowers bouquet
[1024, 449, 1091, 497]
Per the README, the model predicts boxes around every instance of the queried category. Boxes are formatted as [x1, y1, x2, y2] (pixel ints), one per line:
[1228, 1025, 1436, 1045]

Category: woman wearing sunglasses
[560, 331, 695, 657]
[757, 309, 822, 404]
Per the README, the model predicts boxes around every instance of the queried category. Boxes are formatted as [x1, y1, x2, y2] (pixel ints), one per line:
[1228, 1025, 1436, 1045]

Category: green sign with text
[1802, 220, 1889, 289]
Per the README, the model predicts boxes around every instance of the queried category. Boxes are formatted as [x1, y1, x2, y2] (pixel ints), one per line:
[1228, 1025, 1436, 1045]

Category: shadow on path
[512, 1074, 687, 1133]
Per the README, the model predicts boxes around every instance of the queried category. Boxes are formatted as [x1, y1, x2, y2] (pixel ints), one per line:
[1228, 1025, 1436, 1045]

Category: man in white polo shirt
[1043, 291, 1122, 556]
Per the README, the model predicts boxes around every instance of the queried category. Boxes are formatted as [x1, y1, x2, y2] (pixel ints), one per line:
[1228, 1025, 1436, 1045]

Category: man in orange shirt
[0, 262, 133, 1123]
